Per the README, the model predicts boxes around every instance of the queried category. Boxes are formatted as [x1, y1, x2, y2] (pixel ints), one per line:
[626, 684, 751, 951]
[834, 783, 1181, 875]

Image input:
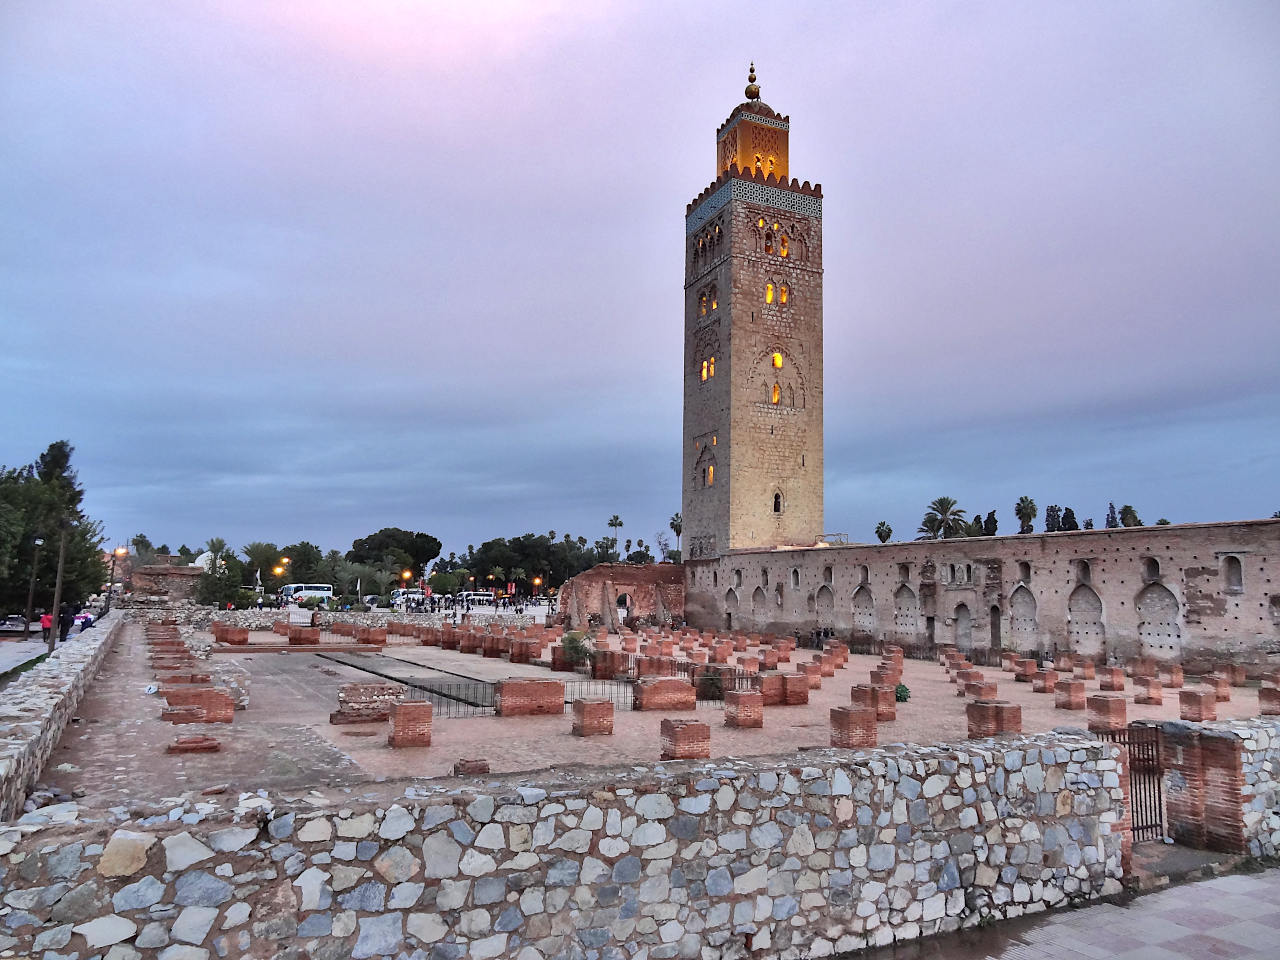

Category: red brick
[1163, 665, 1184, 688]
[755, 672, 784, 706]
[725, 690, 764, 728]
[781, 673, 810, 706]
[966, 699, 1002, 738]
[634, 677, 696, 711]
[1014, 658, 1038, 682]
[1134, 676, 1163, 705]
[830, 706, 877, 748]
[1087, 693, 1127, 732]
[330, 682, 403, 724]
[1180, 688, 1218, 722]
[388, 700, 433, 747]
[357, 627, 387, 645]
[1098, 667, 1126, 692]
[496, 678, 565, 717]
[161, 687, 235, 723]
[454, 758, 490, 775]
[660, 719, 710, 760]
[1260, 686, 1280, 716]
[1203, 674, 1231, 702]
[965, 680, 998, 700]
[1055, 678, 1086, 710]
[1076, 660, 1096, 680]
[166, 735, 221, 754]
[288, 626, 320, 645]
[1032, 670, 1058, 694]
[572, 698, 614, 736]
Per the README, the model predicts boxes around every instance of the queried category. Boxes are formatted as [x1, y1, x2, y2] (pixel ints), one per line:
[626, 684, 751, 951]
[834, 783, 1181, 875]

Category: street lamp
[23, 537, 45, 637]
[104, 546, 127, 614]
[532, 576, 543, 598]
[46, 518, 77, 654]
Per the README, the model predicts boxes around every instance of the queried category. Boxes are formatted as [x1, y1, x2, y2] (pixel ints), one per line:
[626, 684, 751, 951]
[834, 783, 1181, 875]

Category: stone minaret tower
[682, 66, 824, 560]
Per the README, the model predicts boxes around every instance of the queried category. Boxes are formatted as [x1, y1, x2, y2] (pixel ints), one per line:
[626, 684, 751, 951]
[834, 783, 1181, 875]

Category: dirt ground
[43, 623, 1268, 808]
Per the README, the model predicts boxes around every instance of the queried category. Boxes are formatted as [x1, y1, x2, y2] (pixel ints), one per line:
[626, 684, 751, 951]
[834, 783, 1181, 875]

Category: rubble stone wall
[0, 735, 1127, 958]
[0, 614, 122, 821]
[117, 602, 535, 633]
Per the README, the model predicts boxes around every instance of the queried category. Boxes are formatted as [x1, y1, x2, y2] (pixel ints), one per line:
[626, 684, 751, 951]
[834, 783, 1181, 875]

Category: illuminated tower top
[716, 64, 790, 181]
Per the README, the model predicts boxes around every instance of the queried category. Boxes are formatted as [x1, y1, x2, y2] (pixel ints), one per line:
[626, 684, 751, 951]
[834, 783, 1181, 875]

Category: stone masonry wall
[0, 734, 1126, 958]
[0, 614, 122, 821]
[118, 602, 534, 633]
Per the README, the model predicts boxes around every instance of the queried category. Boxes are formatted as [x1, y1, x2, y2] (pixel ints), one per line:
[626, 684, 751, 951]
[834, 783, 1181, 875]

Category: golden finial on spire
[745, 62, 760, 100]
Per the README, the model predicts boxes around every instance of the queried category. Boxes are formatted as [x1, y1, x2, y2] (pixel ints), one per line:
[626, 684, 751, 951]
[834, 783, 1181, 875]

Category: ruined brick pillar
[1032, 670, 1058, 694]
[1259, 686, 1280, 716]
[830, 706, 877, 748]
[724, 690, 764, 728]
[1076, 660, 1096, 680]
[1087, 693, 1127, 732]
[965, 680, 998, 700]
[966, 699, 1001, 738]
[660, 719, 710, 760]
[1204, 674, 1231, 703]
[1014, 658, 1037, 682]
[1098, 667, 1126, 692]
[801, 662, 823, 690]
[849, 683, 894, 721]
[1179, 688, 1217, 722]
[755, 672, 784, 707]
[1134, 676, 1163, 705]
[781, 673, 810, 705]
[1055, 678, 1086, 710]
[388, 701, 432, 747]
[496, 679, 565, 716]
[572, 698, 614, 736]
[1163, 664, 1184, 688]
[634, 677, 697, 711]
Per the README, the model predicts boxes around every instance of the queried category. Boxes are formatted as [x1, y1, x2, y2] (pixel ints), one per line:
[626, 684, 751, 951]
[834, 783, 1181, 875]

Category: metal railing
[402, 680, 497, 718]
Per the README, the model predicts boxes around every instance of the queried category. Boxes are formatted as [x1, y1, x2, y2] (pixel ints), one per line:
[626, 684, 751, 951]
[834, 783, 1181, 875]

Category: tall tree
[346, 528, 442, 571]
[1060, 507, 1080, 531]
[1119, 505, 1143, 527]
[1083, 518, 1095, 529]
[668, 513, 682, 556]
[982, 510, 998, 537]
[875, 521, 892, 543]
[1044, 505, 1062, 533]
[203, 538, 227, 570]
[607, 515, 623, 561]
[962, 516, 986, 538]
[1015, 496, 1037, 534]
[1156, 518, 1171, 525]
[1105, 502, 1120, 529]
[917, 497, 966, 540]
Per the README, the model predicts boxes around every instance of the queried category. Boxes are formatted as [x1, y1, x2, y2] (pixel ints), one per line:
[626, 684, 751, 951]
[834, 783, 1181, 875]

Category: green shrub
[895, 682, 911, 703]
[233, 590, 258, 610]
[562, 631, 591, 665]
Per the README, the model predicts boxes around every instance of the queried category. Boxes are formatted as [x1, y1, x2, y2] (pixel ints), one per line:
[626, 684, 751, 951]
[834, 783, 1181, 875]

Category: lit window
[780, 235, 789, 258]
[772, 352, 783, 369]
[757, 217, 765, 228]
[765, 283, 774, 304]
[754, 154, 763, 170]
[771, 383, 780, 404]
[764, 232, 773, 255]
[707, 464, 715, 485]
[701, 361, 708, 382]
[708, 356, 715, 377]
[779, 284, 788, 304]
[710, 286, 718, 310]
[712, 435, 717, 445]
[772, 222, 779, 230]
[699, 293, 707, 316]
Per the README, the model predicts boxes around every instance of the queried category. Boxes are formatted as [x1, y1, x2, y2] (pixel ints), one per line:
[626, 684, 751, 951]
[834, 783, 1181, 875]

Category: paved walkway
[866, 868, 1280, 958]
[0, 640, 47, 676]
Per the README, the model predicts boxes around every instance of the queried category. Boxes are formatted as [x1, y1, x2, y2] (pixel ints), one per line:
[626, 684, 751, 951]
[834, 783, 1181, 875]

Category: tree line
[874, 496, 1189, 543]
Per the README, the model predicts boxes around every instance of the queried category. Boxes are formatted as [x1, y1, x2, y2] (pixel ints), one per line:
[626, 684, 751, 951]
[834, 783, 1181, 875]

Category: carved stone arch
[1067, 584, 1105, 657]
[694, 444, 717, 486]
[816, 585, 835, 625]
[953, 603, 972, 650]
[751, 586, 767, 614]
[852, 585, 875, 637]
[750, 344, 807, 408]
[1136, 582, 1182, 659]
[1010, 585, 1038, 650]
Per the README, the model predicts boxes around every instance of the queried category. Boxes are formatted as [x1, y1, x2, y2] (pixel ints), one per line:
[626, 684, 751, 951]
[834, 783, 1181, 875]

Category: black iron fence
[1095, 721, 1165, 842]
[402, 680, 498, 718]
[562, 679, 634, 712]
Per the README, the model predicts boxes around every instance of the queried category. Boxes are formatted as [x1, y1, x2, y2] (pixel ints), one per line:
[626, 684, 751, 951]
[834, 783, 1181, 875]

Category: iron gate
[1096, 721, 1165, 841]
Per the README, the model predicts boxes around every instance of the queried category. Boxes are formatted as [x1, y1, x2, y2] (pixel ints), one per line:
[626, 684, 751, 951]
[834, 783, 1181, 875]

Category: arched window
[699, 293, 707, 316]
[709, 286, 718, 310]
[754, 153, 763, 171]
[764, 232, 774, 255]
[757, 217, 765, 228]
[779, 284, 788, 304]
[1143, 557, 1160, 581]
[779, 234, 789, 258]
[707, 464, 714, 485]
[765, 282, 774, 304]
[1018, 561, 1031, 582]
[1224, 556, 1243, 592]
[859, 565, 869, 585]
[791, 568, 800, 588]
[787, 385, 794, 407]
[773, 492, 782, 513]
[762, 568, 769, 586]
[1077, 559, 1092, 583]
[772, 352, 783, 369]
[700, 360, 708, 382]
[708, 356, 715, 377]
[771, 383, 780, 405]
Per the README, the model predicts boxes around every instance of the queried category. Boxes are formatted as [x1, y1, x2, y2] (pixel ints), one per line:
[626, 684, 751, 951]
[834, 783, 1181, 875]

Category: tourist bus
[279, 583, 335, 603]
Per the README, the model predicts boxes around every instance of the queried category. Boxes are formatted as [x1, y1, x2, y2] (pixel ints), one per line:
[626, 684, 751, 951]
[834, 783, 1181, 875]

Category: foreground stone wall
[118, 602, 535, 633]
[0, 614, 122, 821]
[688, 519, 1280, 665]
[0, 734, 1127, 958]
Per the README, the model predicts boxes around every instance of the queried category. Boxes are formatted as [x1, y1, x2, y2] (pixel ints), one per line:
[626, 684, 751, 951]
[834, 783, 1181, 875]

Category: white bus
[460, 590, 494, 605]
[280, 583, 335, 603]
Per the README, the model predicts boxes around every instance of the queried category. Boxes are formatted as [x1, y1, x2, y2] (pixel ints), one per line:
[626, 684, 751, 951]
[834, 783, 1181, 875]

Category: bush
[895, 683, 911, 703]
[233, 590, 258, 610]
[562, 631, 591, 665]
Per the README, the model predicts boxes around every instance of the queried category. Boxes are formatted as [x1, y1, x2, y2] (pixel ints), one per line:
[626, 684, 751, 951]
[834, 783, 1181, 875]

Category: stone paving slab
[860, 867, 1280, 959]
[0, 639, 48, 676]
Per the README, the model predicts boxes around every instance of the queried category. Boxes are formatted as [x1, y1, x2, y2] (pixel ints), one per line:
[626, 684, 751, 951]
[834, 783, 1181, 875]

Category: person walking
[39, 610, 52, 642]
[57, 603, 74, 643]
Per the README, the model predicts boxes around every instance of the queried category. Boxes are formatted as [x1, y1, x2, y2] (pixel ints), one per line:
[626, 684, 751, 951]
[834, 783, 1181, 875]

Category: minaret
[682, 66, 824, 560]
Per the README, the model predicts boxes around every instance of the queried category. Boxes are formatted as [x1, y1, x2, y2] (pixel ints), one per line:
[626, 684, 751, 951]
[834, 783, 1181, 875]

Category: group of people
[36, 603, 90, 644]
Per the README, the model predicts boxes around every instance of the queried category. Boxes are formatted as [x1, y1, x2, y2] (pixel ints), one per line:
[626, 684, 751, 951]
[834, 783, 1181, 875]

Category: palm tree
[875, 521, 892, 543]
[1015, 496, 1037, 534]
[204, 537, 227, 570]
[918, 497, 966, 540]
[607, 515, 623, 561]
[510, 567, 527, 592]
[669, 513, 683, 556]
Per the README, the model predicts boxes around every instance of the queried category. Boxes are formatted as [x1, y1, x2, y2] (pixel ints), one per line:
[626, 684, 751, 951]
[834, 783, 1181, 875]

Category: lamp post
[401, 569, 412, 609]
[532, 576, 543, 600]
[104, 546, 127, 614]
[46, 519, 76, 655]
[23, 537, 45, 637]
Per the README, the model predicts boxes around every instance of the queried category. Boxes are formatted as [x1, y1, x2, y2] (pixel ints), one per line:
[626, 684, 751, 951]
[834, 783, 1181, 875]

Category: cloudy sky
[3, 0, 1278, 559]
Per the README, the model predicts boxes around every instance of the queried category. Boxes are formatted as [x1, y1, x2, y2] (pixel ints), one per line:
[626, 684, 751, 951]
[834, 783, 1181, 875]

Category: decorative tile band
[717, 111, 791, 143]
[687, 179, 823, 234]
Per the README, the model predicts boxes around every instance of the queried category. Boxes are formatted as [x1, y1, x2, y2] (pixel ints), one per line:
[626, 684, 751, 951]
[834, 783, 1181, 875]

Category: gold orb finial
[745, 62, 760, 100]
